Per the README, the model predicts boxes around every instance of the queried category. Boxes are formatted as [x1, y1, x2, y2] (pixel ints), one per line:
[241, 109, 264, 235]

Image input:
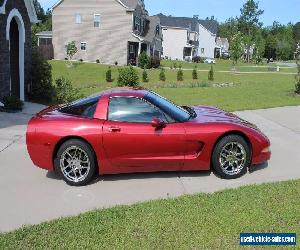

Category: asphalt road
[0, 103, 300, 232]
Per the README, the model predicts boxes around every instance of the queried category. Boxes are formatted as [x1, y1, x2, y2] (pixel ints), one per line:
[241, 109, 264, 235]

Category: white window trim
[81, 42, 87, 51]
[94, 14, 101, 28]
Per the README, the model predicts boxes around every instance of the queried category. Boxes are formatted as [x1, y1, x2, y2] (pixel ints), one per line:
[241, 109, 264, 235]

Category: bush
[106, 66, 113, 82]
[138, 52, 150, 69]
[295, 63, 300, 94]
[96, 59, 100, 64]
[142, 67, 149, 83]
[29, 49, 55, 103]
[192, 56, 204, 63]
[159, 68, 166, 81]
[177, 66, 184, 81]
[115, 61, 118, 66]
[55, 77, 83, 104]
[2, 96, 23, 111]
[79, 59, 83, 62]
[150, 56, 161, 68]
[117, 66, 139, 87]
[192, 66, 198, 80]
[208, 65, 214, 81]
[173, 62, 178, 69]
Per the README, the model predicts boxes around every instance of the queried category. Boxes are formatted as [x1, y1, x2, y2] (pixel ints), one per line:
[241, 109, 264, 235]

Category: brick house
[0, 0, 38, 103]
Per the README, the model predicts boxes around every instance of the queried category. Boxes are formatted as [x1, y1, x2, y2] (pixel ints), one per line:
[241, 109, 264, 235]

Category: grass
[0, 180, 299, 249]
[50, 60, 300, 111]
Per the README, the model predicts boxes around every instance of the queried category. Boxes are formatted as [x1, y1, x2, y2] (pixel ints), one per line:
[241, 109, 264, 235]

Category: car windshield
[144, 91, 191, 122]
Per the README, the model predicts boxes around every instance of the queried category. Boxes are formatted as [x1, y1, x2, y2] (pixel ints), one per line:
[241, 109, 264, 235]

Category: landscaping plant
[106, 66, 113, 82]
[295, 43, 300, 94]
[208, 65, 214, 81]
[177, 66, 184, 81]
[192, 66, 198, 80]
[138, 51, 150, 69]
[65, 41, 78, 67]
[142, 67, 149, 83]
[55, 77, 83, 104]
[29, 49, 55, 103]
[1, 96, 23, 111]
[117, 66, 139, 87]
[159, 68, 166, 81]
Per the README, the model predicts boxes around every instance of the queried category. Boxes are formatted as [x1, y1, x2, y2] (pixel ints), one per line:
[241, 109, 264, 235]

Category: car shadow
[46, 163, 268, 186]
[249, 162, 269, 173]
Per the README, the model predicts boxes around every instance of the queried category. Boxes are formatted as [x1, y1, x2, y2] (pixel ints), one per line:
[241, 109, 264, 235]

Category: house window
[81, 42, 87, 51]
[134, 16, 141, 32]
[155, 25, 160, 35]
[129, 45, 135, 53]
[75, 14, 81, 24]
[94, 14, 101, 28]
[201, 48, 205, 54]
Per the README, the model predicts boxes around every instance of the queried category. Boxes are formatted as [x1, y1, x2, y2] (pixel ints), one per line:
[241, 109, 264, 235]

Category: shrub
[192, 56, 204, 63]
[295, 63, 300, 94]
[106, 66, 113, 82]
[65, 41, 78, 66]
[159, 68, 166, 81]
[192, 66, 198, 80]
[117, 66, 139, 87]
[173, 62, 178, 69]
[29, 49, 55, 103]
[150, 56, 161, 68]
[2, 96, 23, 111]
[55, 77, 83, 104]
[177, 66, 184, 81]
[208, 65, 214, 81]
[79, 59, 83, 62]
[142, 67, 149, 82]
[138, 52, 150, 69]
[96, 59, 100, 64]
[115, 61, 118, 66]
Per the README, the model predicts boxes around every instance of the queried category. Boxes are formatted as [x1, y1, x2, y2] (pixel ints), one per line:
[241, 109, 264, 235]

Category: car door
[102, 96, 186, 173]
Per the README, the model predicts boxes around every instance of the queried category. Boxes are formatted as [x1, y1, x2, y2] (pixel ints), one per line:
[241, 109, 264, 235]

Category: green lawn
[0, 180, 299, 249]
[50, 60, 300, 111]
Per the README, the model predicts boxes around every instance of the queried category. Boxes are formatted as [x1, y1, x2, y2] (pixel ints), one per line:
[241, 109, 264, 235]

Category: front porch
[127, 41, 150, 65]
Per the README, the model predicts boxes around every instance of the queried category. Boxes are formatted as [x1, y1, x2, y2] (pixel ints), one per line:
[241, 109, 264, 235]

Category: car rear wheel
[212, 135, 251, 179]
[55, 139, 97, 186]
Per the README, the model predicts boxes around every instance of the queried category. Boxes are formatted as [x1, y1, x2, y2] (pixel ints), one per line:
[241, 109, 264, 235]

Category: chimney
[193, 15, 199, 20]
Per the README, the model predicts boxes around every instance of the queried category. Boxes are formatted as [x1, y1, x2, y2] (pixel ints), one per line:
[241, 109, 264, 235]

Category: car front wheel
[54, 139, 97, 186]
[212, 135, 251, 179]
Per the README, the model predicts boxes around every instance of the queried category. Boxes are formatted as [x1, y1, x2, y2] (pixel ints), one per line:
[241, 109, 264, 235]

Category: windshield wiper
[182, 106, 197, 119]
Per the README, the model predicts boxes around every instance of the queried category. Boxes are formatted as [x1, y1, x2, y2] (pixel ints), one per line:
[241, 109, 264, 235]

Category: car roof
[100, 87, 149, 98]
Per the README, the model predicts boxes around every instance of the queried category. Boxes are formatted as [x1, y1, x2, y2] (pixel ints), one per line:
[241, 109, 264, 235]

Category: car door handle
[108, 127, 121, 132]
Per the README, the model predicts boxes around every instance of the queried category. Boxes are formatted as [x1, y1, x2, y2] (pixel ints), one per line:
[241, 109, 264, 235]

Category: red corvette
[26, 88, 271, 186]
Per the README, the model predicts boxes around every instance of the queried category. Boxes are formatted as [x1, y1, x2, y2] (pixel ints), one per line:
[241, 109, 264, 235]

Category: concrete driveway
[0, 103, 300, 232]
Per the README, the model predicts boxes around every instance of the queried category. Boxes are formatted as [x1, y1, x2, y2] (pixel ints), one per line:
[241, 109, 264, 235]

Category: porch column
[138, 42, 141, 56]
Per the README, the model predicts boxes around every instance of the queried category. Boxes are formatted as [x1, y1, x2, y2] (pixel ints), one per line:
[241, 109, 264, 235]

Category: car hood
[190, 106, 258, 129]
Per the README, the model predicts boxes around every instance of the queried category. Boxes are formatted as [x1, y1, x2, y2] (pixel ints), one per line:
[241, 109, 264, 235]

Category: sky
[40, 0, 299, 26]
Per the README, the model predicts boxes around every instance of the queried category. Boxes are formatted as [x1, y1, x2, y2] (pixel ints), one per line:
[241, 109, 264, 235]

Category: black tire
[54, 139, 97, 186]
[212, 135, 251, 179]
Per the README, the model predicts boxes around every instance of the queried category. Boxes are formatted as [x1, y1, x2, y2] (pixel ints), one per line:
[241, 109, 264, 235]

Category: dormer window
[94, 14, 101, 28]
[134, 16, 141, 32]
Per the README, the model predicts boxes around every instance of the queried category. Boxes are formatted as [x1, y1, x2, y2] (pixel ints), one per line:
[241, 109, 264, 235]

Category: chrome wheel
[219, 142, 247, 176]
[60, 146, 91, 183]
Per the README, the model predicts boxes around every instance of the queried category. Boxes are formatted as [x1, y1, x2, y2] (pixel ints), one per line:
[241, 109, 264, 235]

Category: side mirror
[151, 118, 166, 129]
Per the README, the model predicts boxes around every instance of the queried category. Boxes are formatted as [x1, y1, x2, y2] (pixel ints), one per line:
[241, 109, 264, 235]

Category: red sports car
[26, 88, 271, 186]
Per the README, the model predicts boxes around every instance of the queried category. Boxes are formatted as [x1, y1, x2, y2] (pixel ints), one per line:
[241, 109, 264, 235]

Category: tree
[117, 66, 139, 87]
[253, 32, 265, 64]
[159, 68, 166, 81]
[238, 0, 264, 62]
[142, 67, 149, 82]
[138, 52, 150, 69]
[33, 0, 45, 22]
[208, 65, 214, 81]
[177, 66, 184, 81]
[106, 67, 113, 82]
[230, 32, 244, 67]
[65, 41, 78, 66]
[293, 22, 300, 43]
[218, 18, 239, 44]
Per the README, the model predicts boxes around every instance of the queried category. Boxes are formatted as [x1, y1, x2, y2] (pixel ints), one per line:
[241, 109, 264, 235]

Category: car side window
[108, 97, 167, 123]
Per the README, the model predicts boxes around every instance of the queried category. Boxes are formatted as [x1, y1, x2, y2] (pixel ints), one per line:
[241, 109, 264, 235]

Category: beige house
[52, 0, 162, 65]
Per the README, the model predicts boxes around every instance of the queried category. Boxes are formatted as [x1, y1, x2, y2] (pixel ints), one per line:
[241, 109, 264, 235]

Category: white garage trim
[6, 8, 25, 101]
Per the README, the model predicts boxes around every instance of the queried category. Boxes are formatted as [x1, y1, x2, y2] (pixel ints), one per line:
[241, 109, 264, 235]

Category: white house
[197, 20, 218, 59]
[157, 14, 199, 61]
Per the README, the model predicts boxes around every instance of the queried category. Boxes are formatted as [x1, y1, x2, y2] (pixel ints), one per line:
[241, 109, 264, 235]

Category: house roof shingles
[119, 0, 139, 9]
[157, 14, 218, 35]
